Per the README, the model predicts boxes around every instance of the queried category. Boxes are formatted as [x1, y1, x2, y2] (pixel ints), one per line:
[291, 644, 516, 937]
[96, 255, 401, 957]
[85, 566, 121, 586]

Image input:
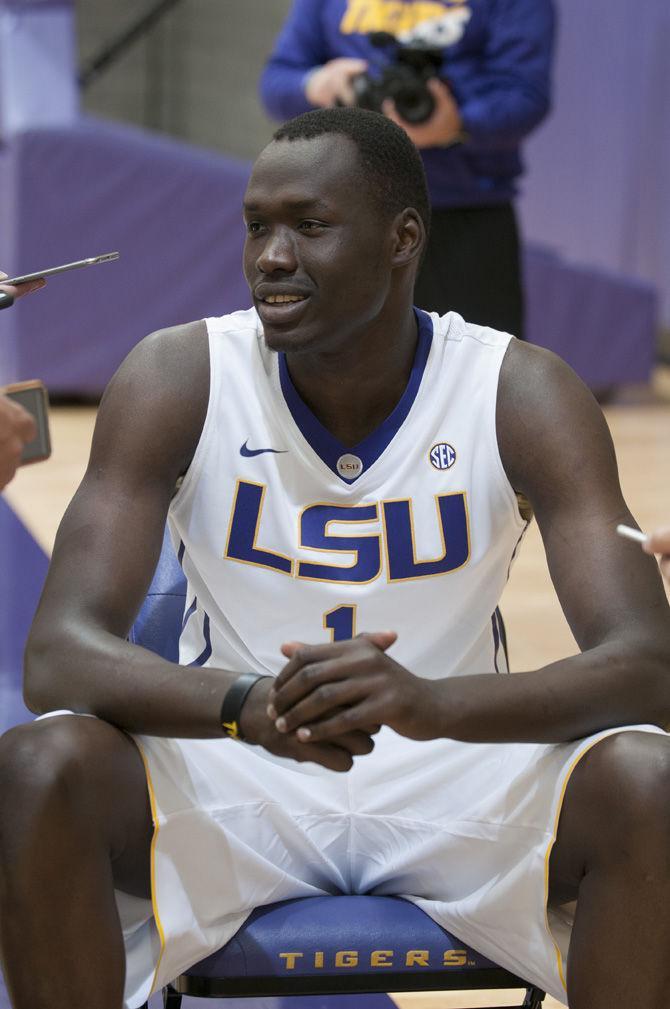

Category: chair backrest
[129, 527, 186, 662]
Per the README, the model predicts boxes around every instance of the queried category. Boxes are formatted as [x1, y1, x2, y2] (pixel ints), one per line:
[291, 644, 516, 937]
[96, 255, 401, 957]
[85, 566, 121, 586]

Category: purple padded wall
[0, 118, 250, 393]
[521, 0, 670, 326]
[524, 245, 657, 389]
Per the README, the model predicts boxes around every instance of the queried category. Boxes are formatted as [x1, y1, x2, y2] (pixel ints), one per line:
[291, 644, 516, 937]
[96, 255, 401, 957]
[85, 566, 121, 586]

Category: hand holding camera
[382, 76, 462, 148]
[306, 33, 463, 148]
[304, 57, 369, 108]
[347, 31, 444, 123]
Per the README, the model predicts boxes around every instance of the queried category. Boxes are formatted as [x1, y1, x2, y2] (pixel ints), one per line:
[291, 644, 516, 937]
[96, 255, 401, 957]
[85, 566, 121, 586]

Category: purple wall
[0, 119, 251, 394]
[520, 0, 670, 325]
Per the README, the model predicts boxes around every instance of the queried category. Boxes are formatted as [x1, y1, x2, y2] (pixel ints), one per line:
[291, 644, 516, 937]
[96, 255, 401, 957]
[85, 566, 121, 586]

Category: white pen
[616, 524, 648, 544]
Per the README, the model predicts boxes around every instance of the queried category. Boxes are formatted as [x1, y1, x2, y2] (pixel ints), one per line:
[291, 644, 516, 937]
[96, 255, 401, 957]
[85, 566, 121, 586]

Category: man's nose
[256, 227, 297, 274]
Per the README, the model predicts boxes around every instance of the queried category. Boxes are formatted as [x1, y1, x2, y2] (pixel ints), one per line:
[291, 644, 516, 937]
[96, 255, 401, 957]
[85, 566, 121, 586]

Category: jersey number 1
[324, 605, 356, 641]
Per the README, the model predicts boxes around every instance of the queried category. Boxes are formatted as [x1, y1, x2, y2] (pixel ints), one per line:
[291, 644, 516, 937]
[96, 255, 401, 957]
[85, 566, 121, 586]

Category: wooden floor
[393, 990, 557, 1008]
[4, 369, 670, 1009]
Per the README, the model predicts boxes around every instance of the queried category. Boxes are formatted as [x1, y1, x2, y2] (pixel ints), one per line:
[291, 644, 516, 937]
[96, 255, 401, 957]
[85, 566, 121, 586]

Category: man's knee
[0, 716, 95, 809]
[0, 715, 153, 903]
[556, 731, 670, 882]
[0, 715, 150, 857]
[578, 731, 670, 830]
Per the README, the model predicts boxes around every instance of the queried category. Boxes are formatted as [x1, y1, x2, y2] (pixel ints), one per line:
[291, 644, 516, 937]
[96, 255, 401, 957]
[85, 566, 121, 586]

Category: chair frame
[157, 975, 546, 1008]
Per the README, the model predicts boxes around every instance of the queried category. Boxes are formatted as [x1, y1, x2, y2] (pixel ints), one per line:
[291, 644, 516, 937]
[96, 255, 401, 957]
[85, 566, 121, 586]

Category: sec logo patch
[429, 442, 457, 470]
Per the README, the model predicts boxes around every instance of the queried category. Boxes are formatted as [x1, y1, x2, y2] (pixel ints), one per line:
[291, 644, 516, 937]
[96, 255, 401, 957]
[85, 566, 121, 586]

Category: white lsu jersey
[168, 307, 526, 684]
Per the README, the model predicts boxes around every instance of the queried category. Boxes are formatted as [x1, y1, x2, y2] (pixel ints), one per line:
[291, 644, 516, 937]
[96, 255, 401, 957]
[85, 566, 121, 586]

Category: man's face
[243, 135, 396, 355]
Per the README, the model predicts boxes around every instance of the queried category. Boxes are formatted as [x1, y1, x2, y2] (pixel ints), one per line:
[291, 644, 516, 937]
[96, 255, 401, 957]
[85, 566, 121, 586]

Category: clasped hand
[260, 634, 444, 767]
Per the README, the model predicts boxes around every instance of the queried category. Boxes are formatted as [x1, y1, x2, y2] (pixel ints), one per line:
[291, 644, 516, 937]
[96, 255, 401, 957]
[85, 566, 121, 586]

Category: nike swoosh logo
[240, 439, 288, 458]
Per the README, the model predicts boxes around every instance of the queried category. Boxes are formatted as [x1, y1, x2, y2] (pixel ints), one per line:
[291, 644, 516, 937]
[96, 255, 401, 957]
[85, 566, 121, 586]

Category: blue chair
[130, 530, 546, 1009]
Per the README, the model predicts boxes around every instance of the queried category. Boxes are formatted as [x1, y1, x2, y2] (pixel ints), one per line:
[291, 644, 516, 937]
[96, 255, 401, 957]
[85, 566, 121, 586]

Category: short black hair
[273, 107, 431, 239]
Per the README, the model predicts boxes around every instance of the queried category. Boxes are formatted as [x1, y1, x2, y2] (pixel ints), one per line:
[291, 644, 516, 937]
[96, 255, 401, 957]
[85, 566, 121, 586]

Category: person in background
[260, 0, 555, 339]
[0, 271, 46, 489]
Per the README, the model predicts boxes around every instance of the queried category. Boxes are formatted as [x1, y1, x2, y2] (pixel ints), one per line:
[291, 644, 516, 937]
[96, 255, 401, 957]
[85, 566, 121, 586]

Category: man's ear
[390, 209, 425, 269]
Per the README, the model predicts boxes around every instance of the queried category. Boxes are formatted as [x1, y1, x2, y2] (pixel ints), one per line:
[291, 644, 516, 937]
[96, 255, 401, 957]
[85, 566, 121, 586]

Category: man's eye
[298, 220, 325, 232]
[246, 221, 264, 235]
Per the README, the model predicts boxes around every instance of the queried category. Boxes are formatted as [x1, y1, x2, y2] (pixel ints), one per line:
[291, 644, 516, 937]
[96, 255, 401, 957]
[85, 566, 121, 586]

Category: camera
[350, 32, 444, 125]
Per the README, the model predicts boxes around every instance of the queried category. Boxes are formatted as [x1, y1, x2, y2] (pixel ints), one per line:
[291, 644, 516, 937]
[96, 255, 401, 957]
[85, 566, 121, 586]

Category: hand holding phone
[643, 527, 670, 585]
[0, 392, 36, 490]
[617, 522, 670, 586]
[1, 252, 119, 287]
[0, 271, 45, 310]
[0, 381, 51, 483]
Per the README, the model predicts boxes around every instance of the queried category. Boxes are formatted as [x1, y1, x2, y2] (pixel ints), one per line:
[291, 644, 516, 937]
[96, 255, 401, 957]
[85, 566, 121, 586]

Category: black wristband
[220, 672, 267, 741]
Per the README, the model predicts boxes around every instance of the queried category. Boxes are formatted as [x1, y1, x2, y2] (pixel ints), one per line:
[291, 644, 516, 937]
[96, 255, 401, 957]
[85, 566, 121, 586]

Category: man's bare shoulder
[142, 318, 208, 348]
[92, 319, 210, 484]
[117, 318, 209, 388]
[497, 337, 590, 419]
[103, 319, 208, 415]
[496, 338, 613, 502]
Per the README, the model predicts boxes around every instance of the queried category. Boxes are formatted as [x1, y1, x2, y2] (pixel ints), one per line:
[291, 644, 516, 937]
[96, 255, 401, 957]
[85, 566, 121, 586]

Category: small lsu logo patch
[429, 442, 457, 471]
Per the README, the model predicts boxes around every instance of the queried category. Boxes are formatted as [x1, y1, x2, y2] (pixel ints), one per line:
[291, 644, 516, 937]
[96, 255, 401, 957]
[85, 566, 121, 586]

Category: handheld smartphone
[1, 252, 120, 287]
[1, 380, 51, 464]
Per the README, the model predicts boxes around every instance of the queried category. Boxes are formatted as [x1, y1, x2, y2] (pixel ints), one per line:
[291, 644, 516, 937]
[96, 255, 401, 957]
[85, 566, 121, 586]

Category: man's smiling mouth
[263, 294, 306, 304]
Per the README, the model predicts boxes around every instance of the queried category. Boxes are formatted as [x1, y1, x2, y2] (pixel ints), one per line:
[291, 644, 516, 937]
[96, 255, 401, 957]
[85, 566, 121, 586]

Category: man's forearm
[435, 645, 670, 744]
[24, 626, 240, 738]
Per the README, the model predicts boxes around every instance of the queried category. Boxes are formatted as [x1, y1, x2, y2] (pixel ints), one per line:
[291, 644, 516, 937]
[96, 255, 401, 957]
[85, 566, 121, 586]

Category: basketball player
[1, 109, 670, 1009]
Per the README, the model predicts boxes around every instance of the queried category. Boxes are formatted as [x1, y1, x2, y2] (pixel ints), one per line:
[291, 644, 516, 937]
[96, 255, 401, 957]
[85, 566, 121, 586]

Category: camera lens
[394, 86, 435, 124]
